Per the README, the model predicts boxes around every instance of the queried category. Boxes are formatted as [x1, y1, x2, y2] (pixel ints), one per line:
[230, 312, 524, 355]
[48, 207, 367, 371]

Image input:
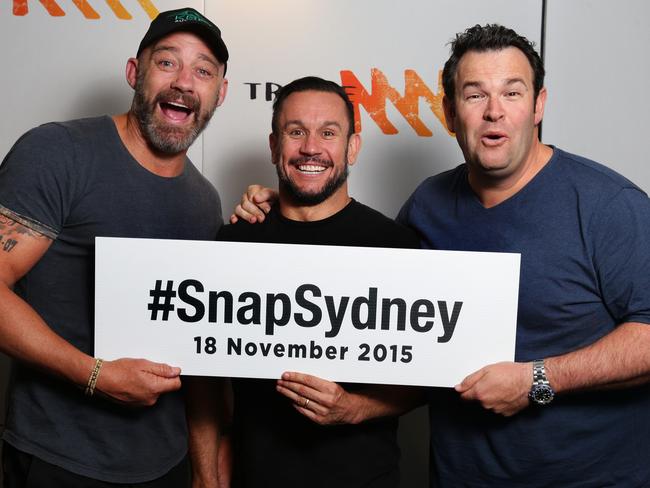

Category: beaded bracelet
[84, 358, 104, 396]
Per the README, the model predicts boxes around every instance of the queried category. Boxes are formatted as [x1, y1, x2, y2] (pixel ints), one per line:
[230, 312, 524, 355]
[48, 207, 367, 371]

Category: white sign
[95, 237, 520, 387]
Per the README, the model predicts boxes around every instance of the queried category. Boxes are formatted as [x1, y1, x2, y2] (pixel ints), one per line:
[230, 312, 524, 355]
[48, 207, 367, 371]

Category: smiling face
[128, 31, 227, 154]
[443, 47, 546, 183]
[271, 90, 360, 209]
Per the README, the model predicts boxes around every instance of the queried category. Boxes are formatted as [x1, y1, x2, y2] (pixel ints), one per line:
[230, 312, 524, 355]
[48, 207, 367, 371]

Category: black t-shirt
[218, 200, 419, 488]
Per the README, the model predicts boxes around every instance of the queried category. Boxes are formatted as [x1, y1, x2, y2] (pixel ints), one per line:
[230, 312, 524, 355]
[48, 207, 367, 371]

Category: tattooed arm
[0, 214, 183, 405]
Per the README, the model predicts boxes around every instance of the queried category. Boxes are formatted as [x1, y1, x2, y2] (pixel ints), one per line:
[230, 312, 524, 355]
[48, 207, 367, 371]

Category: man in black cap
[0, 7, 228, 487]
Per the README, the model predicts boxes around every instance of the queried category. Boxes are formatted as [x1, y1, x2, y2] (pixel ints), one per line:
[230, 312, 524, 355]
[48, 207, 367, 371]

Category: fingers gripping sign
[95, 357, 182, 407]
[276, 371, 362, 425]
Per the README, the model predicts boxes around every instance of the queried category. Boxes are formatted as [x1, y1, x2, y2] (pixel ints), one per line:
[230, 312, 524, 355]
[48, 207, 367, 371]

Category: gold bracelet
[84, 358, 104, 396]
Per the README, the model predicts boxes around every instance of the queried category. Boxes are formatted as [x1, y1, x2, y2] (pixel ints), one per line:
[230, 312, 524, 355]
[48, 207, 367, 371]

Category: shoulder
[553, 148, 646, 197]
[405, 164, 465, 205]
[347, 201, 400, 227]
[217, 217, 267, 243]
[346, 201, 420, 248]
[183, 161, 220, 198]
[397, 164, 466, 225]
[0, 122, 76, 177]
[27, 116, 113, 147]
[3, 116, 112, 164]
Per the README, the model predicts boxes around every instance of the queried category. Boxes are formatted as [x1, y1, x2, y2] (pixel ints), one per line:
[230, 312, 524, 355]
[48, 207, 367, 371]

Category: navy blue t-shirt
[398, 148, 650, 487]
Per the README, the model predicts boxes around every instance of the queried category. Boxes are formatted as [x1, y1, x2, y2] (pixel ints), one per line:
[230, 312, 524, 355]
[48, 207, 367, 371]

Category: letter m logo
[340, 68, 451, 137]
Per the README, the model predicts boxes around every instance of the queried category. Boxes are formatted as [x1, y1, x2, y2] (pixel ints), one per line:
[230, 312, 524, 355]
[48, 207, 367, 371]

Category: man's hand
[95, 358, 181, 406]
[455, 361, 531, 416]
[230, 185, 277, 224]
[276, 372, 364, 425]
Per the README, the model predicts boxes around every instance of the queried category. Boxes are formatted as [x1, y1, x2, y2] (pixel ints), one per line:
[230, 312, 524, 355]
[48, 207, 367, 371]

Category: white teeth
[297, 164, 326, 173]
[167, 101, 189, 109]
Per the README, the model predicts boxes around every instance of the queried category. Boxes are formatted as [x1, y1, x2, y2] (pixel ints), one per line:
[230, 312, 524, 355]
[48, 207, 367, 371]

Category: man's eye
[322, 130, 335, 138]
[158, 59, 175, 70]
[288, 129, 305, 137]
[196, 68, 213, 78]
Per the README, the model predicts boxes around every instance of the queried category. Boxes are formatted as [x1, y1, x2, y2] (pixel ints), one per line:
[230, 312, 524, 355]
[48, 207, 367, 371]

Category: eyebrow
[461, 77, 529, 91]
[151, 45, 220, 69]
[284, 120, 343, 130]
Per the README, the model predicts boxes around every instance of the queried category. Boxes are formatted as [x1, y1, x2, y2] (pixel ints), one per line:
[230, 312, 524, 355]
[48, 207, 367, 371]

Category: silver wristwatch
[528, 359, 554, 405]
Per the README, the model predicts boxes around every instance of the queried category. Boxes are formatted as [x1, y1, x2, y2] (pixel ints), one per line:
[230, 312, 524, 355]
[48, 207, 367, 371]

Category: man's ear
[269, 133, 278, 165]
[126, 57, 139, 90]
[346, 133, 362, 166]
[215, 77, 229, 108]
[534, 86, 547, 126]
[442, 95, 456, 134]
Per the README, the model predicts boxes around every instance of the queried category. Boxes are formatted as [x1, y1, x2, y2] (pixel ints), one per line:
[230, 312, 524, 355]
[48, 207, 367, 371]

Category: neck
[468, 139, 553, 208]
[278, 185, 351, 222]
[112, 112, 187, 178]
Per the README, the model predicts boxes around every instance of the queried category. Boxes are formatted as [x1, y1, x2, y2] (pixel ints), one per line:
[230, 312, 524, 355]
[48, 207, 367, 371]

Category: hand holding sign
[276, 372, 361, 425]
[96, 358, 181, 407]
[455, 361, 531, 416]
[277, 371, 426, 425]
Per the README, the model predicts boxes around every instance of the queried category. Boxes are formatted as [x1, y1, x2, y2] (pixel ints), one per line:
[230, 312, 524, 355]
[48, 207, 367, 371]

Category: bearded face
[131, 65, 217, 154]
[275, 152, 350, 206]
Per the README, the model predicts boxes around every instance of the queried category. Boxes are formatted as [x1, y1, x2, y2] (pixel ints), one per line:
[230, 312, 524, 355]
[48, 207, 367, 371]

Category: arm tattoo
[0, 216, 49, 253]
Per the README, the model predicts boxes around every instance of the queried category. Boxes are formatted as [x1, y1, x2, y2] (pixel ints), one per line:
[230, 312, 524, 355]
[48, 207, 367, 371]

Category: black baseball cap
[137, 7, 229, 72]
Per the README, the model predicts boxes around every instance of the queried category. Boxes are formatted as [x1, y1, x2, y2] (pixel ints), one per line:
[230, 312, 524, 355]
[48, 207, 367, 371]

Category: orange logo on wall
[341, 68, 451, 137]
[12, 0, 159, 19]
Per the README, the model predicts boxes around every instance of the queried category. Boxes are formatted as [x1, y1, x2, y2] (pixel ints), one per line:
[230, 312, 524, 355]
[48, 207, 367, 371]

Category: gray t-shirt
[0, 116, 222, 482]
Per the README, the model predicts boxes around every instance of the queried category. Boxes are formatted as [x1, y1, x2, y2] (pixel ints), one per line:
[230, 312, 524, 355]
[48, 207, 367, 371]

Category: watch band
[532, 359, 549, 386]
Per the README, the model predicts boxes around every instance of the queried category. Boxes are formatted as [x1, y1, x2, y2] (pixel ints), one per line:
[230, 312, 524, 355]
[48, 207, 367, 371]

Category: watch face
[530, 384, 554, 405]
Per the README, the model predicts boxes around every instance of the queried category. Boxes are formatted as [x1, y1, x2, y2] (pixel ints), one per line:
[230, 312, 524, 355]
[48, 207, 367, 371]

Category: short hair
[271, 76, 355, 137]
[442, 24, 545, 106]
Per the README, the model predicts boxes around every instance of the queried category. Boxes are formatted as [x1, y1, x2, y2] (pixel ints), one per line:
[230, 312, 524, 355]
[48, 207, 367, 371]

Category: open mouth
[159, 101, 194, 122]
[481, 132, 507, 145]
[297, 163, 328, 174]
[291, 157, 332, 174]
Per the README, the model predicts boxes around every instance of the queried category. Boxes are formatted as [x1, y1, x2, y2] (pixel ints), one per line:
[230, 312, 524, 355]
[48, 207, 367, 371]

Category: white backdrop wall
[1, 1, 648, 485]
[543, 0, 650, 192]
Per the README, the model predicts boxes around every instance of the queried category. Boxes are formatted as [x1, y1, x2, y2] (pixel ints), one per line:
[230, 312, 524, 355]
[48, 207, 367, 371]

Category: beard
[276, 155, 349, 206]
[131, 70, 216, 154]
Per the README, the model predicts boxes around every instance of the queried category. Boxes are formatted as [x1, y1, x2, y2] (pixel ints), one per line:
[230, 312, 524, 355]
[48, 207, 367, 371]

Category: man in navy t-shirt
[396, 24, 650, 487]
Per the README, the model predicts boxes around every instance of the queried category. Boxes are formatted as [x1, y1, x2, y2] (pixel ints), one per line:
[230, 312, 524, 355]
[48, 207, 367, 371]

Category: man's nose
[483, 96, 504, 122]
[300, 133, 321, 155]
[170, 65, 194, 92]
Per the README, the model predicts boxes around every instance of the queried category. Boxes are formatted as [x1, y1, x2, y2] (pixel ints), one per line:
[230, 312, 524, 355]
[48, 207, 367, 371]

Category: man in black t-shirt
[188, 77, 423, 488]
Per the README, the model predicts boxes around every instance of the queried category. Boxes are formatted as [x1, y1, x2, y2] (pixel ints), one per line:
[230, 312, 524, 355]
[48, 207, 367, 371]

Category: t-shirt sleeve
[0, 124, 78, 239]
[591, 187, 650, 326]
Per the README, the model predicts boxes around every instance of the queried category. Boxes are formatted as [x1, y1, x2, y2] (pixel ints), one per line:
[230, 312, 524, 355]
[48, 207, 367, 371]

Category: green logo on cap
[170, 9, 209, 25]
